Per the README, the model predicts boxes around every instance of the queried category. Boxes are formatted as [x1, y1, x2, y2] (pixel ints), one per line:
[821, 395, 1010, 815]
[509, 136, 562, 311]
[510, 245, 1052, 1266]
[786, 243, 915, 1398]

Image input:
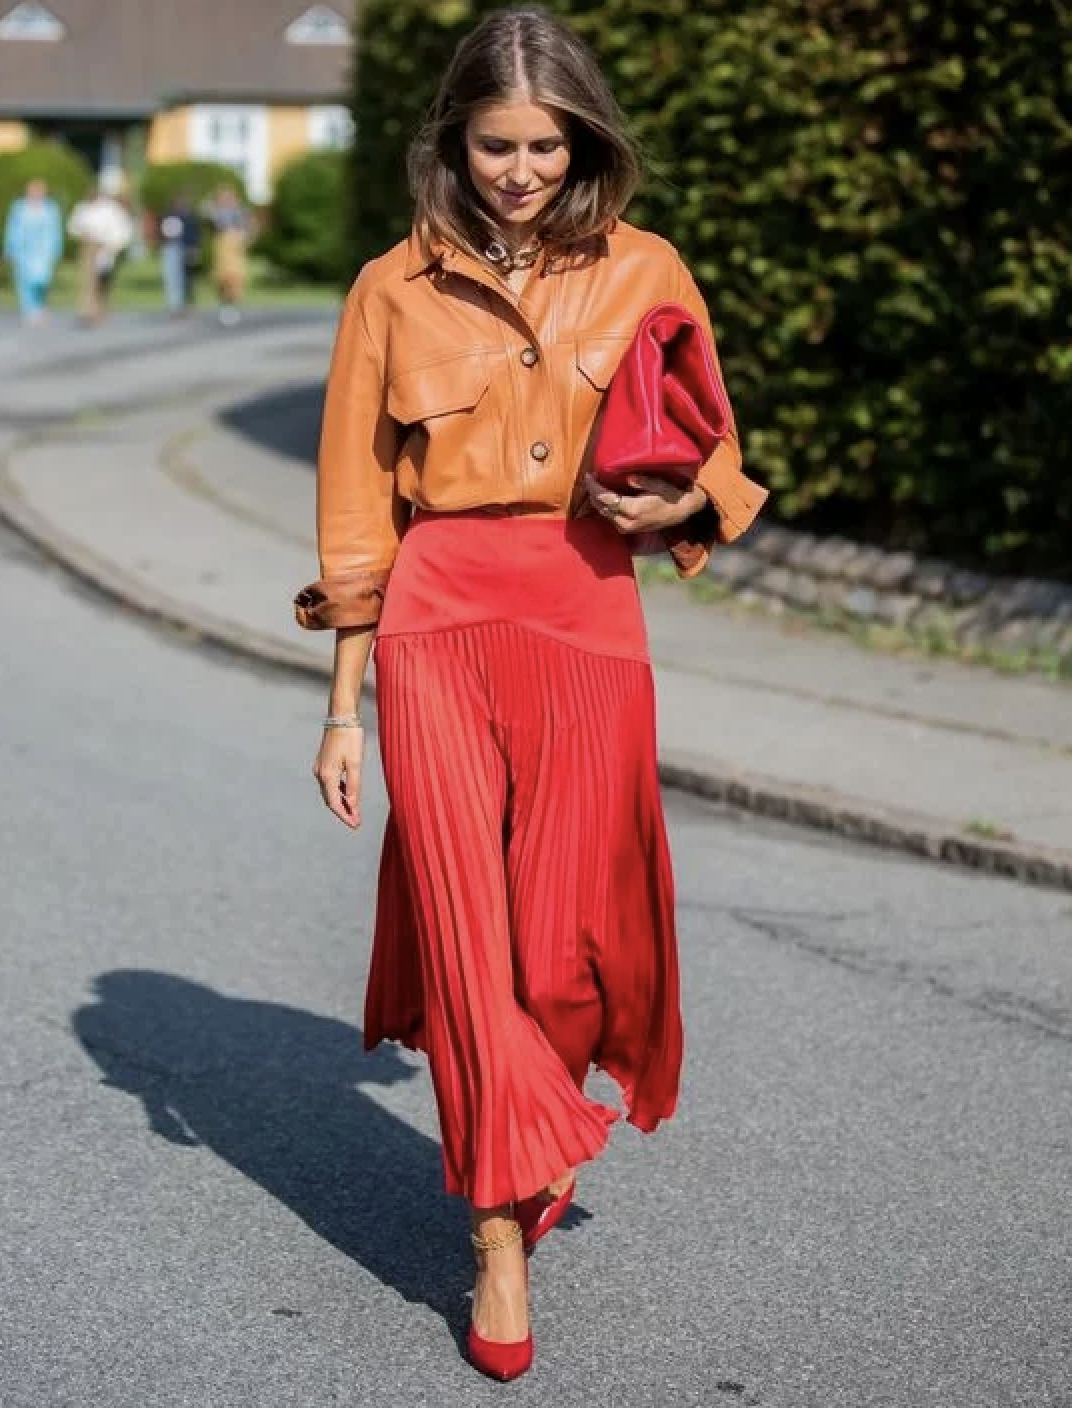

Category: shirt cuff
[293, 568, 390, 630]
[664, 470, 769, 579]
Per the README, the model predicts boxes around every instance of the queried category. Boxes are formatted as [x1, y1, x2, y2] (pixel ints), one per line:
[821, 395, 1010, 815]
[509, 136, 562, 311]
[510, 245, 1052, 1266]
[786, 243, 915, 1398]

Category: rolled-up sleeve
[293, 269, 407, 630]
[660, 256, 769, 578]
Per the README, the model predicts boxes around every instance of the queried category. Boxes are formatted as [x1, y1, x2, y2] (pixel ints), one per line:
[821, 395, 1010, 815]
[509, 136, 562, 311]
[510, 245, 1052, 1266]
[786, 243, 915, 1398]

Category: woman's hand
[585, 473, 707, 534]
[313, 726, 365, 830]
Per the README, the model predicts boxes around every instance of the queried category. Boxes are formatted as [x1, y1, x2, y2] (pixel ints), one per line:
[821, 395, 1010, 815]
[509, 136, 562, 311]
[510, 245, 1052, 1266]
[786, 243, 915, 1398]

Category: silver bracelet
[323, 713, 363, 729]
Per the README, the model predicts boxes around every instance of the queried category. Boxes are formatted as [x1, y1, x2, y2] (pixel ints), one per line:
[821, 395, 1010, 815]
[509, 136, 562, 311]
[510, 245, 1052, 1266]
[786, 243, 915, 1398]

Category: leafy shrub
[352, 0, 482, 271]
[352, 0, 1072, 575]
[140, 160, 249, 217]
[259, 149, 348, 284]
[0, 139, 95, 252]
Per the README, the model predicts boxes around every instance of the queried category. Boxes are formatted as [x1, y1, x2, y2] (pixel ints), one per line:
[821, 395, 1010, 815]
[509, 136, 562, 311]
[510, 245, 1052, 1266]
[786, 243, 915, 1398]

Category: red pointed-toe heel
[516, 1177, 576, 1254]
[466, 1325, 534, 1382]
[467, 1221, 534, 1382]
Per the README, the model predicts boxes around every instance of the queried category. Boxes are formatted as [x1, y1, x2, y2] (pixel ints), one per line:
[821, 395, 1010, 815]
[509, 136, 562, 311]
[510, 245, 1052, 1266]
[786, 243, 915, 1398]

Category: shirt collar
[404, 228, 446, 280]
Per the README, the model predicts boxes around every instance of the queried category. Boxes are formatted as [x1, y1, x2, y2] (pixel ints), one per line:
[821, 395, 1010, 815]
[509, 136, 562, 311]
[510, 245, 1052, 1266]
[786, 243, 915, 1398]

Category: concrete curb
[2, 403, 1071, 895]
[0, 454, 336, 679]
[659, 760, 1072, 893]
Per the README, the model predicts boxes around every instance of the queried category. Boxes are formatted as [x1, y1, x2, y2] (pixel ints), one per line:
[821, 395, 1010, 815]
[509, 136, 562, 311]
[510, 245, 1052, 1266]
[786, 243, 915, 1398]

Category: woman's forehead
[468, 99, 569, 141]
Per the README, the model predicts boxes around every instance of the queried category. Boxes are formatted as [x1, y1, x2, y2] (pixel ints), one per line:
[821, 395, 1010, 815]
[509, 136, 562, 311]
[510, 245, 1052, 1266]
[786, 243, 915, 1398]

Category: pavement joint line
[647, 647, 1072, 759]
[159, 424, 318, 553]
[0, 380, 258, 434]
[2, 370, 1071, 893]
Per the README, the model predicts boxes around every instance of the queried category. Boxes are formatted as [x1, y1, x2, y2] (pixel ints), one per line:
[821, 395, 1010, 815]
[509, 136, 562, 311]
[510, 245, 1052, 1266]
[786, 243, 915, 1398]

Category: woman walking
[294, 7, 766, 1380]
[205, 185, 252, 325]
[2, 179, 63, 326]
[67, 185, 133, 326]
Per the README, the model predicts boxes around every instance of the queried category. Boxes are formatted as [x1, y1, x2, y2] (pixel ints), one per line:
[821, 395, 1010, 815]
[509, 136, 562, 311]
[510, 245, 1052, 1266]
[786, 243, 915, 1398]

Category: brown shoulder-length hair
[408, 7, 640, 261]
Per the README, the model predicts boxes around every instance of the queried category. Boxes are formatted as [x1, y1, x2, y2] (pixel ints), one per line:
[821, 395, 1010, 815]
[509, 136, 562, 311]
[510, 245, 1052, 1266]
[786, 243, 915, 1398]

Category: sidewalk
[2, 314, 1070, 888]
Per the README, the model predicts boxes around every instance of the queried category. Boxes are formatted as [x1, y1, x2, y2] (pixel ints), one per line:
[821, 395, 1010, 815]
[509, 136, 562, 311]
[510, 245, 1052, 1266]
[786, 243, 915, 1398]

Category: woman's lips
[500, 189, 536, 206]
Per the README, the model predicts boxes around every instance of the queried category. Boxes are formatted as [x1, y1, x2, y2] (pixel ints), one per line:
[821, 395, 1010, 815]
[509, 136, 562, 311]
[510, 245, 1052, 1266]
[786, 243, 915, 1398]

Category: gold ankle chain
[470, 1221, 522, 1254]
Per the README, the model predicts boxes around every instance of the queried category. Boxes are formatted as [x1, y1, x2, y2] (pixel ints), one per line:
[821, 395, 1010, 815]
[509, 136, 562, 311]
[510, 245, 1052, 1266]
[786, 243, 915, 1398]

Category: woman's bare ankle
[469, 1205, 528, 1343]
[471, 1204, 520, 1240]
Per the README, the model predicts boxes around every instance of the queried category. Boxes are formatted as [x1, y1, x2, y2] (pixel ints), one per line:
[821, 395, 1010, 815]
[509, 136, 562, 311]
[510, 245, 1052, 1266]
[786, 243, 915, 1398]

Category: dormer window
[0, 1, 65, 40]
[285, 5, 350, 46]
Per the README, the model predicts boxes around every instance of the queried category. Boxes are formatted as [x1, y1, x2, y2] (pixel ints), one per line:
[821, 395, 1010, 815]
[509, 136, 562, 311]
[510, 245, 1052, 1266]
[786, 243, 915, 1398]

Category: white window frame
[285, 5, 350, 46]
[188, 105, 270, 204]
[0, 2, 65, 40]
[308, 104, 354, 152]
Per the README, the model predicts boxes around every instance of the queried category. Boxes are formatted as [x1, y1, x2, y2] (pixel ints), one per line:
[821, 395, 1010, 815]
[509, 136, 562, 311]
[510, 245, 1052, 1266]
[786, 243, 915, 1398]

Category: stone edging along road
[707, 522, 1072, 679]
[2, 402, 1071, 895]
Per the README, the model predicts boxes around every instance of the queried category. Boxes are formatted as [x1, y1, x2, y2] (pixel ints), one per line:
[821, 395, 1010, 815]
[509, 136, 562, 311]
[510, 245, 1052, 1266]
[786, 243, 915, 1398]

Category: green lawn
[0, 252, 340, 314]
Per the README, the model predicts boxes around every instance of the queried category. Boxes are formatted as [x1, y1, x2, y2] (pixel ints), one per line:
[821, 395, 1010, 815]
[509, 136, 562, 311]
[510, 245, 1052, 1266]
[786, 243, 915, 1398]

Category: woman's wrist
[666, 483, 708, 526]
[323, 711, 362, 730]
[685, 484, 709, 516]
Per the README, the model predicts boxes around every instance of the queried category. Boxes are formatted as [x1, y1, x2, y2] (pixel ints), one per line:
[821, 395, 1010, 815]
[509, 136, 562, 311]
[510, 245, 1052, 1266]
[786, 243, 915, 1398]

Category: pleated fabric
[365, 511, 683, 1209]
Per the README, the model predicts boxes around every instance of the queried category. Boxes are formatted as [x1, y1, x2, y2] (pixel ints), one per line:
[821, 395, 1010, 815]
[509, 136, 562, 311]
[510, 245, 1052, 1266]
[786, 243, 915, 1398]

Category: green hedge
[0, 140, 94, 253]
[353, 1, 1072, 576]
[140, 161, 249, 217]
[259, 149, 348, 284]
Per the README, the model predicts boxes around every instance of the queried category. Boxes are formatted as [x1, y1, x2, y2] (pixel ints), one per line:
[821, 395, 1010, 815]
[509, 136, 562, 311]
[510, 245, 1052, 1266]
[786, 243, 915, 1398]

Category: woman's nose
[510, 150, 532, 184]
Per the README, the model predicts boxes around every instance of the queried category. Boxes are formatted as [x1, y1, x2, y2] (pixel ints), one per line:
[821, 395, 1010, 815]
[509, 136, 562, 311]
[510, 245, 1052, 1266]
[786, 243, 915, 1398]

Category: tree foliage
[353, 0, 1072, 574]
[140, 161, 249, 217]
[0, 140, 94, 250]
[260, 149, 349, 284]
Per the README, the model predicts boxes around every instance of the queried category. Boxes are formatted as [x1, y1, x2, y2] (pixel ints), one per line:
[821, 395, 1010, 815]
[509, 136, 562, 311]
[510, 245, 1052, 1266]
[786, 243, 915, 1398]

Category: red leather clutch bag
[592, 301, 732, 489]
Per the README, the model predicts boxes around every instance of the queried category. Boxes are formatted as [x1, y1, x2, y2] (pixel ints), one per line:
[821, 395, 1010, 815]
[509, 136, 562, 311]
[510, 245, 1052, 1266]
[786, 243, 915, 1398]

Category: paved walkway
[2, 311, 1070, 886]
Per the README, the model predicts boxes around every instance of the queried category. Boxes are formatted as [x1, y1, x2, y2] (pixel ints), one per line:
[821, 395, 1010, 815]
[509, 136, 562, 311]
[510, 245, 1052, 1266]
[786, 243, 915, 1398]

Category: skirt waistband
[377, 509, 649, 662]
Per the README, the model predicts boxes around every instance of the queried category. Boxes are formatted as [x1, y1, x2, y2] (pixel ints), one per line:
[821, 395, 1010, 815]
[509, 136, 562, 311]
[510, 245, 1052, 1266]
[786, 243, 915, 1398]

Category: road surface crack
[731, 907, 1072, 1044]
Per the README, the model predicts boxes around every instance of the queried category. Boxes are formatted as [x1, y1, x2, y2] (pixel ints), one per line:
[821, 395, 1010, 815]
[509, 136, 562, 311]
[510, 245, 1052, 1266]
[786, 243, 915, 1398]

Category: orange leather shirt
[294, 220, 768, 630]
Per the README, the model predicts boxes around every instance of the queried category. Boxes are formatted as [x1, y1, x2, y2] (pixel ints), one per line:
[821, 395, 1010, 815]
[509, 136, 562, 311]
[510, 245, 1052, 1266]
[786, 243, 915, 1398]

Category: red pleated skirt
[367, 510, 683, 1208]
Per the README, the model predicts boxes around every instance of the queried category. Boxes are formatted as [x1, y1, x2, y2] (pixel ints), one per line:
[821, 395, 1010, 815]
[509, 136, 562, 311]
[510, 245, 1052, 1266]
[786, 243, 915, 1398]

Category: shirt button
[520, 346, 539, 368]
[530, 440, 550, 462]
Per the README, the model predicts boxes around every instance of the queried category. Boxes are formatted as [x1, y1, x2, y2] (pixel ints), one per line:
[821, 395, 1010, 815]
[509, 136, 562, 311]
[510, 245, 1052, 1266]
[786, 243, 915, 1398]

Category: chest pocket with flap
[573, 337, 629, 463]
[387, 351, 490, 426]
[575, 337, 628, 392]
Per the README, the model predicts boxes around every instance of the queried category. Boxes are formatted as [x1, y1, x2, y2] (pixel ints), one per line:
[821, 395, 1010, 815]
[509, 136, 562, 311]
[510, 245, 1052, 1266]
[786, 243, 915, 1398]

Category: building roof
[0, 0, 354, 117]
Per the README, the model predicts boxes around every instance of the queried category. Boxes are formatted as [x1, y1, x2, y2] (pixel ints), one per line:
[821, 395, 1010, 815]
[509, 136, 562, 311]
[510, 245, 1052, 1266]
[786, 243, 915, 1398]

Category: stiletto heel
[467, 1221, 534, 1381]
[516, 1178, 576, 1253]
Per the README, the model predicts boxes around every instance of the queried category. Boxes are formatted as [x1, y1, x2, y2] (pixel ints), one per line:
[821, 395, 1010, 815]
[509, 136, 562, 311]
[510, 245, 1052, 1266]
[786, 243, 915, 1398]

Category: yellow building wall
[269, 107, 315, 180]
[147, 109, 192, 165]
[0, 120, 30, 153]
[147, 105, 325, 195]
[3, 105, 328, 184]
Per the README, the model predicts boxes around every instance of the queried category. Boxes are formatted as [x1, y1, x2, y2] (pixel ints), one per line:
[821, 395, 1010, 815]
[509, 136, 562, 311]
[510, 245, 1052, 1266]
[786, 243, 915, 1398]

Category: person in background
[159, 193, 202, 316]
[204, 184, 252, 326]
[2, 179, 63, 326]
[67, 185, 134, 325]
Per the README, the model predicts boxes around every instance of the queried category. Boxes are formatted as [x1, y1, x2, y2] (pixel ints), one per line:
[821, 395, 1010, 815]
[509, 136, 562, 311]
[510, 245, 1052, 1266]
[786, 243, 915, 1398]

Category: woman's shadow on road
[72, 970, 471, 1332]
[218, 385, 322, 466]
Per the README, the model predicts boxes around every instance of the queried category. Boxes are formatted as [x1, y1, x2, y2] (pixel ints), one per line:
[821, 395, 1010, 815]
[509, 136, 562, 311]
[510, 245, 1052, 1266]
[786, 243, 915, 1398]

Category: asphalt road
[2, 519, 1071, 1408]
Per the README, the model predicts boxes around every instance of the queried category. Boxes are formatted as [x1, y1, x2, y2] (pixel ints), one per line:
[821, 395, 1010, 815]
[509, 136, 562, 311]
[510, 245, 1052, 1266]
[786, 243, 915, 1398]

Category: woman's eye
[532, 142, 563, 155]
[480, 141, 511, 155]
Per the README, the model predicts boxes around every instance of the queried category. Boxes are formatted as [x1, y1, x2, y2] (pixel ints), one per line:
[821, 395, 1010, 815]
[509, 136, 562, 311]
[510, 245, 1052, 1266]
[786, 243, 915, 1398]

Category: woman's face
[465, 98, 572, 238]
